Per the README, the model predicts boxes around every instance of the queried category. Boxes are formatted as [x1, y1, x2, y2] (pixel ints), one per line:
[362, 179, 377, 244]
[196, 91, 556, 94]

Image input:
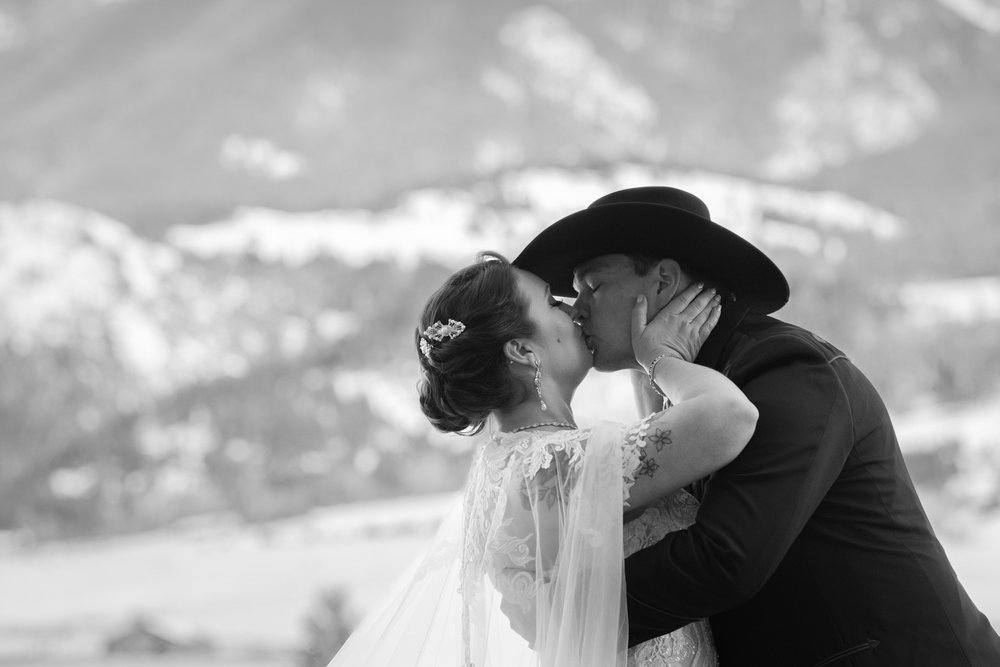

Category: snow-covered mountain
[2, 165, 998, 539]
[0, 0, 998, 279]
[1, 0, 998, 539]
[166, 166, 906, 268]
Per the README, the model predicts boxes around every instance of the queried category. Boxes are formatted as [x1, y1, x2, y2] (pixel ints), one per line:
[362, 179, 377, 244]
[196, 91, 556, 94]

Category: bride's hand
[631, 283, 722, 369]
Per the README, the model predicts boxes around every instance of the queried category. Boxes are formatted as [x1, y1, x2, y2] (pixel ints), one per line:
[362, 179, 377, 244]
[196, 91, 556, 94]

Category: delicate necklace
[509, 421, 577, 433]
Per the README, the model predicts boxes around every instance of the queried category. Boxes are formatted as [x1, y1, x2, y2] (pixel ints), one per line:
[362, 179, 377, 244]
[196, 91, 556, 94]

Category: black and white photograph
[1, 1, 999, 665]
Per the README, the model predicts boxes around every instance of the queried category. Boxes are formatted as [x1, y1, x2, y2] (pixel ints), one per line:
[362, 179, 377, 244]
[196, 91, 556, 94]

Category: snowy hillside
[0, 0, 998, 268]
[2, 163, 998, 542]
[167, 166, 906, 268]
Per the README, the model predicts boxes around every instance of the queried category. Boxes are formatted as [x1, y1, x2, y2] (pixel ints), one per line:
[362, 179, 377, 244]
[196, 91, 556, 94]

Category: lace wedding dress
[624, 489, 717, 666]
[328, 417, 716, 666]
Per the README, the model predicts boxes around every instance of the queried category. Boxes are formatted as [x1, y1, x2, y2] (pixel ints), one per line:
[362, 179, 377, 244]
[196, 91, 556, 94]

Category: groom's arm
[623, 334, 854, 644]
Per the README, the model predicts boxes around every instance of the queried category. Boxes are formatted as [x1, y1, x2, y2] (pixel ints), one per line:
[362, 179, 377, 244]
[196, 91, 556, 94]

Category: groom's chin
[591, 355, 627, 373]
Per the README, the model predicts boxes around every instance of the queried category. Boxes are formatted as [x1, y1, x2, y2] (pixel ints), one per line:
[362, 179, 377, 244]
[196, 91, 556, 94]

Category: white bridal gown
[623, 486, 717, 666]
[328, 417, 717, 667]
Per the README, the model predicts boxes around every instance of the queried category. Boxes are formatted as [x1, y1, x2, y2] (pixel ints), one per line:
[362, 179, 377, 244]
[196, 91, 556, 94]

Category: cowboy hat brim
[513, 202, 790, 313]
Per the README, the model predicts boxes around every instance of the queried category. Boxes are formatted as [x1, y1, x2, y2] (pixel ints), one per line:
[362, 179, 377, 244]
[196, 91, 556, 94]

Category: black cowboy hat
[512, 186, 790, 313]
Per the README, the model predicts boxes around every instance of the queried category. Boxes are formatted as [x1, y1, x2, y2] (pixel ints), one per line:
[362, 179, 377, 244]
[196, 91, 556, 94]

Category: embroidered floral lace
[624, 490, 717, 666]
[476, 417, 717, 666]
[330, 416, 716, 666]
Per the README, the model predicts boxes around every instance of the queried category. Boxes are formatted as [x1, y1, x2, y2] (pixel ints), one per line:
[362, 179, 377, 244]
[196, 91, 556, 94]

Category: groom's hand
[631, 283, 721, 370]
[498, 579, 538, 648]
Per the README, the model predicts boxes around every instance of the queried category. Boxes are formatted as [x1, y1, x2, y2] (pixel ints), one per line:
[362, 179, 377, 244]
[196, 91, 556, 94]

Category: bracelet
[646, 353, 669, 400]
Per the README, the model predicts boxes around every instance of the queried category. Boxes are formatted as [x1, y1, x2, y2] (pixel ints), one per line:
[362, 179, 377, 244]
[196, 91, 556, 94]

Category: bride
[328, 252, 757, 666]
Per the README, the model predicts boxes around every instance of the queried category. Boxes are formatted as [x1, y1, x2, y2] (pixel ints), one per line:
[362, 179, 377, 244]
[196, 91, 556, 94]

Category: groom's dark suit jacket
[625, 305, 1000, 666]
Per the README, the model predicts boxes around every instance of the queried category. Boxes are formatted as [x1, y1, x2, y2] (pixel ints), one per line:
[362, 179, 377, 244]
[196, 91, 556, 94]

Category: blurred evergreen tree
[299, 588, 356, 667]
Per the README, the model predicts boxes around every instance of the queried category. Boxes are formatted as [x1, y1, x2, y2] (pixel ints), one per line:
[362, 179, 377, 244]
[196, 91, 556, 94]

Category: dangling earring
[534, 360, 547, 412]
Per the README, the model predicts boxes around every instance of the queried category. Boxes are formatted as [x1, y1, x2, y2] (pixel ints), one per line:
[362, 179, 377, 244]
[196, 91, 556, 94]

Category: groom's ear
[652, 259, 684, 304]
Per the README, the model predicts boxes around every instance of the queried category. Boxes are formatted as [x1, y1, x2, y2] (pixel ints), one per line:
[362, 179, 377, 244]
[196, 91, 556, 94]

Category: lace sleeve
[621, 413, 657, 507]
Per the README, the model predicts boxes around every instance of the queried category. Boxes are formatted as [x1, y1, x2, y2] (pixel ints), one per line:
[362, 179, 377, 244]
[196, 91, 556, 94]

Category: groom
[514, 187, 1000, 665]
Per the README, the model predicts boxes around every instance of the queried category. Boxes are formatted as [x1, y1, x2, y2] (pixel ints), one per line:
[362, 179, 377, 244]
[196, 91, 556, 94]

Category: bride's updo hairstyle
[417, 252, 535, 435]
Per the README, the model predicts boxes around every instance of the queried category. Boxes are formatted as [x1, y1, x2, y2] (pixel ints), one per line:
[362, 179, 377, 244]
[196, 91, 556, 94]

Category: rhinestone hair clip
[420, 319, 466, 359]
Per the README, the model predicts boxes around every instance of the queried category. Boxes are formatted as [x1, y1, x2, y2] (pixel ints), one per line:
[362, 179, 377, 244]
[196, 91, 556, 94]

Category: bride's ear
[503, 339, 536, 368]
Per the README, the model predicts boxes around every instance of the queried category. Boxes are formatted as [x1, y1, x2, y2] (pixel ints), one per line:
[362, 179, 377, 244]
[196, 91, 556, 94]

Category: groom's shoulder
[726, 313, 847, 372]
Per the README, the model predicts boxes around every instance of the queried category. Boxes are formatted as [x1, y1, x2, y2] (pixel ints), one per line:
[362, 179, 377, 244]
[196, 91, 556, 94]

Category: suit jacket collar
[695, 300, 750, 371]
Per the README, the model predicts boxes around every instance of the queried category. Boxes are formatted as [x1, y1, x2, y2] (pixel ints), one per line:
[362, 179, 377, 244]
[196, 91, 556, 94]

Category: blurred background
[1, 0, 999, 665]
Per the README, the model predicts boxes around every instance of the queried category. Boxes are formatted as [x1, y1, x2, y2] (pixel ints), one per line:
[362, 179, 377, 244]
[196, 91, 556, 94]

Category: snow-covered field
[0, 493, 455, 662]
[1, 488, 998, 666]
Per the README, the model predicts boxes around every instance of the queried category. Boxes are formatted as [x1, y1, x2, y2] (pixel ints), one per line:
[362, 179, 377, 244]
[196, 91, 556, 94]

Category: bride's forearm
[631, 369, 665, 417]
[648, 355, 740, 406]
[624, 358, 757, 509]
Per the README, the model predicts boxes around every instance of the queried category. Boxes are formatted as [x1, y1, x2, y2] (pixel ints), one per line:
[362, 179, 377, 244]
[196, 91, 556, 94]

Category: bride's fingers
[688, 292, 721, 327]
[699, 301, 723, 334]
[662, 282, 705, 315]
[680, 287, 717, 320]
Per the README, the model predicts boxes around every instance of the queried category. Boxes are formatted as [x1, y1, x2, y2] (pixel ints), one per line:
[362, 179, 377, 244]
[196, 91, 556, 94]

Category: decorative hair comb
[420, 319, 466, 359]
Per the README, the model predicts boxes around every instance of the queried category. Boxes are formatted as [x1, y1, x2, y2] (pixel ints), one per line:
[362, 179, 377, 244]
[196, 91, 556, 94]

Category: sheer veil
[327, 421, 630, 666]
